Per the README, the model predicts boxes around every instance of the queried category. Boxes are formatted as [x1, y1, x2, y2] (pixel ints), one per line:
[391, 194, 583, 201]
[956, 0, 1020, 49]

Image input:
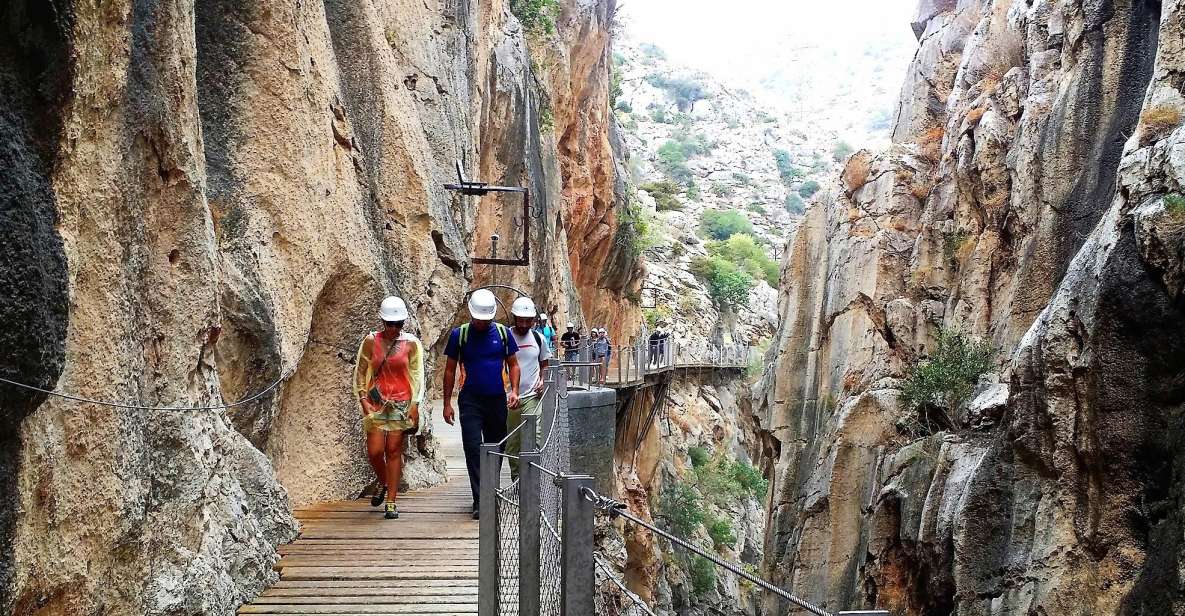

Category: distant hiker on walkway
[535, 313, 557, 353]
[442, 288, 521, 520]
[648, 327, 661, 368]
[560, 322, 581, 362]
[506, 297, 551, 479]
[591, 328, 610, 383]
[354, 296, 424, 520]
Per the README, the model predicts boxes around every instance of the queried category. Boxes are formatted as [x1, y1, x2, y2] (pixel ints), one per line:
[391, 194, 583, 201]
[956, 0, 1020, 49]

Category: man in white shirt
[505, 296, 552, 479]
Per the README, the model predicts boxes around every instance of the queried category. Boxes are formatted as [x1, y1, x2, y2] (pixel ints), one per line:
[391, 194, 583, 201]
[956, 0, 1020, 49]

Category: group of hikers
[350, 290, 611, 520]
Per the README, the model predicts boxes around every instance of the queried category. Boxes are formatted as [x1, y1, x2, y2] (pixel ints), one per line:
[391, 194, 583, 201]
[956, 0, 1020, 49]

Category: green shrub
[943, 230, 971, 262]
[798, 180, 821, 198]
[649, 107, 669, 124]
[690, 256, 754, 308]
[688, 446, 711, 468]
[707, 516, 737, 549]
[833, 140, 854, 162]
[732, 172, 752, 186]
[690, 556, 717, 597]
[658, 482, 705, 538]
[710, 183, 734, 198]
[708, 234, 779, 286]
[644, 306, 673, 329]
[746, 203, 766, 215]
[640, 180, 684, 212]
[615, 100, 632, 113]
[685, 182, 701, 200]
[648, 75, 708, 112]
[731, 460, 768, 498]
[511, 0, 560, 35]
[773, 149, 794, 183]
[640, 43, 666, 61]
[785, 193, 805, 214]
[700, 209, 754, 240]
[614, 197, 656, 261]
[899, 329, 995, 434]
[1166, 193, 1185, 217]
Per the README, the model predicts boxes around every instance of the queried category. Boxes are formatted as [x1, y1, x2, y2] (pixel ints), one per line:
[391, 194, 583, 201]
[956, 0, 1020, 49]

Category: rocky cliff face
[755, 0, 1185, 614]
[0, 0, 632, 613]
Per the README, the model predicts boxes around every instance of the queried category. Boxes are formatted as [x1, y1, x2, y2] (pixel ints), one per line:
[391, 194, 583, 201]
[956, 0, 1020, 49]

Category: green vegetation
[732, 172, 752, 186]
[798, 180, 821, 198]
[609, 63, 624, 107]
[773, 149, 798, 184]
[785, 193, 805, 214]
[613, 196, 657, 261]
[685, 182, 700, 200]
[646, 75, 708, 112]
[833, 140, 854, 162]
[899, 329, 995, 435]
[706, 516, 737, 549]
[658, 481, 705, 538]
[700, 209, 754, 240]
[687, 446, 710, 468]
[510, 0, 561, 35]
[640, 43, 666, 61]
[731, 460, 768, 497]
[690, 556, 716, 597]
[746, 202, 766, 215]
[943, 230, 971, 262]
[649, 106, 669, 124]
[615, 100, 632, 113]
[640, 180, 684, 212]
[708, 234, 778, 286]
[655, 130, 712, 185]
[539, 107, 554, 132]
[643, 306, 673, 329]
[690, 257, 753, 308]
[692, 454, 768, 506]
[710, 182, 734, 198]
[1166, 193, 1185, 217]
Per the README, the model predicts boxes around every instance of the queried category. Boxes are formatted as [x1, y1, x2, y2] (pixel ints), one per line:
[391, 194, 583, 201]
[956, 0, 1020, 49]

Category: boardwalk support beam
[560, 474, 595, 615]
[478, 443, 500, 616]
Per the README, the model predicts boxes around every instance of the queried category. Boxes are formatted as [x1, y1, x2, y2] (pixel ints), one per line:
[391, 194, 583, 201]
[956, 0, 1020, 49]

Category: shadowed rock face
[0, 0, 630, 614]
[0, 2, 71, 607]
[755, 0, 1185, 613]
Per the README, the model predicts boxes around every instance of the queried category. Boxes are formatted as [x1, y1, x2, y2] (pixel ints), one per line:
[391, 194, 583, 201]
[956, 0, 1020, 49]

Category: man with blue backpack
[442, 288, 521, 519]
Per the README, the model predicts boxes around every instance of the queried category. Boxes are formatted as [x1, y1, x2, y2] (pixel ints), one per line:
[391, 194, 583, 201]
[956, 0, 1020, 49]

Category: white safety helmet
[379, 296, 409, 322]
[468, 288, 498, 320]
[538, 313, 548, 321]
[511, 296, 537, 318]
[567, 322, 575, 329]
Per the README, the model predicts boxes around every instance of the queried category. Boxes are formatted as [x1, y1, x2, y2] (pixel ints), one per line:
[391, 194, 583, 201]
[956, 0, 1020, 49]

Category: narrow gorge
[3, 0, 1185, 615]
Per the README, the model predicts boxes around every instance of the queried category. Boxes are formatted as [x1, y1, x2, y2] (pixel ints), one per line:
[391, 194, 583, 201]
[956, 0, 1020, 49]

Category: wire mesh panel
[497, 480, 521, 615]
[537, 371, 571, 616]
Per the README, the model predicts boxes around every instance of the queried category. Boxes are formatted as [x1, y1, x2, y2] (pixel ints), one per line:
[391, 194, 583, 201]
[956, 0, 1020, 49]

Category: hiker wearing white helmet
[442, 288, 521, 519]
[505, 297, 551, 479]
[353, 296, 424, 520]
[534, 313, 557, 353]
[560, 322, 581, 362]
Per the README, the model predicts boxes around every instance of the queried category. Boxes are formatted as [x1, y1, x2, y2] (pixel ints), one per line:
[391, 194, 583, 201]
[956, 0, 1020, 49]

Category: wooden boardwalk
[241, 409, 478, 615]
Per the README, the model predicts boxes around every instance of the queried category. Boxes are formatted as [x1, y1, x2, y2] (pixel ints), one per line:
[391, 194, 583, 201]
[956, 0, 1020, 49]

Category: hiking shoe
[370, 485, 387, 507]
[384, 502, 399, 520]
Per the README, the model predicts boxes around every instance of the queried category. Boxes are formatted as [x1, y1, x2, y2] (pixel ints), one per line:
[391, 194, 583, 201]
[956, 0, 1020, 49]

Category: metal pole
[478, 443, 501, 616]
[560, 475, 595, 616]
[518, 448, 541, 616]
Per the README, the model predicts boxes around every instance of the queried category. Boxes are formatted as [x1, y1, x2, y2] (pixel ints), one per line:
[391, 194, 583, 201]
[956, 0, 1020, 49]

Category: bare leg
[366, 429, 387, 487]
[384, 431, 406, 502]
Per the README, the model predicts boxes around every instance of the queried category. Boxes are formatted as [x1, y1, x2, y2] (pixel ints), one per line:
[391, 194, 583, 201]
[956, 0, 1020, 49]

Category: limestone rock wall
[755, 0, 1185, 613]
[0, 0, 632, 614]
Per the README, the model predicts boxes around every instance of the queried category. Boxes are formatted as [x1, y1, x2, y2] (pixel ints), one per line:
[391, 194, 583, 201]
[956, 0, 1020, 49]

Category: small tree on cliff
[511, 0, 561, 35]
[899, 329, 995, 435]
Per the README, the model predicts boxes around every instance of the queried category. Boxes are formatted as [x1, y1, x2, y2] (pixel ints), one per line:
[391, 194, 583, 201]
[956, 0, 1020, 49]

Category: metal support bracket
[444, 160, 531, 266]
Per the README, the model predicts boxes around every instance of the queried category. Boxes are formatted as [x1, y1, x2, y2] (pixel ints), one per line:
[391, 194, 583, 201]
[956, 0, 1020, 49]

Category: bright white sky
[621, 0, 917, 85]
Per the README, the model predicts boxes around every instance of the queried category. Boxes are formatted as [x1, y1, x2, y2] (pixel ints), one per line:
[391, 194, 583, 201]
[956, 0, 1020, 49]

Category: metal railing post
[478, 443, 500, 616]
[560, 475, 595, 616]
[518, 446, 541, 616]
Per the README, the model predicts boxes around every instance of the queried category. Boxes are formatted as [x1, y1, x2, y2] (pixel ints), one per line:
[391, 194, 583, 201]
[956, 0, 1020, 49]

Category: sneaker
[384, 502, 399, 520]
[370, 484, 387, 507]
[472, 506, 480, 520]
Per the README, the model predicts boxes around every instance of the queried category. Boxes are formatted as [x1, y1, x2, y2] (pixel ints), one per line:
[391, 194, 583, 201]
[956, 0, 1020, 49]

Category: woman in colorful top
[353, 296, 425, 520]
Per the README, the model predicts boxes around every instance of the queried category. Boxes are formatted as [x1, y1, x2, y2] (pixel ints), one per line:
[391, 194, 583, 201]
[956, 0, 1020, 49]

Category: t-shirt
[536, 325, 557, 351]
[560, 331, 581, 352]
[512, 329, 552, 396]
[445, 323, 519, 396]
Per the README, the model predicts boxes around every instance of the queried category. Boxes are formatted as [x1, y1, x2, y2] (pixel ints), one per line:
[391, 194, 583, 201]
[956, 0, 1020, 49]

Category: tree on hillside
[700, 209, 754, 240]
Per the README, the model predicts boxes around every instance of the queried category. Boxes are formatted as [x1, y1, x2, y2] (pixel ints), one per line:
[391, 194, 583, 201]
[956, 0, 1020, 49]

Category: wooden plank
[263, 586, 475, 597]
[251, 596, 475, 605]
[271, 580, 476, 589]
[279, 567, 479, 581]
[240, 606, 477, 615]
